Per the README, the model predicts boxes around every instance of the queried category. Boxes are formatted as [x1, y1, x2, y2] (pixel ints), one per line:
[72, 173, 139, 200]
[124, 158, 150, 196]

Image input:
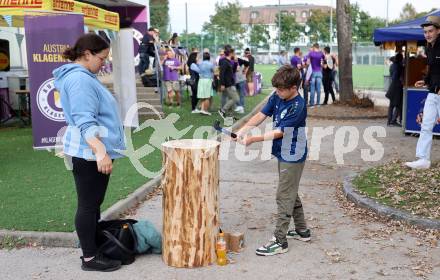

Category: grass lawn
[255, 64, 386, 90]
[352, 160, 440, 220]
[0, 90, 270, 232]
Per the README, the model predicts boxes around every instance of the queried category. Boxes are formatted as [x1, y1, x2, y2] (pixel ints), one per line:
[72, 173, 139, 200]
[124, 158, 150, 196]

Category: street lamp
[386, 0, 389, 27]
[201, 32, 204, 52]
[330, 0, 333, 48]
[278, 0, 281, 54]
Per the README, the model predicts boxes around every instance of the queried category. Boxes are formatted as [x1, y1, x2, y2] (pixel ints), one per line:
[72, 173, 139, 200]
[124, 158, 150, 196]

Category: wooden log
[161, 139, 220, 268]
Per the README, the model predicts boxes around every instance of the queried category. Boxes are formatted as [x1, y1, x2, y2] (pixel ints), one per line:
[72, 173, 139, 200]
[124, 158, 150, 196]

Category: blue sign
[405, 88, 440, 134]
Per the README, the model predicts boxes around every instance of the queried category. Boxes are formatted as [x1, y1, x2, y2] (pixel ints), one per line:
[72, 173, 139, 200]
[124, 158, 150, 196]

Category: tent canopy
[373, 9, 440, 45]
[0, 0, 119, 31]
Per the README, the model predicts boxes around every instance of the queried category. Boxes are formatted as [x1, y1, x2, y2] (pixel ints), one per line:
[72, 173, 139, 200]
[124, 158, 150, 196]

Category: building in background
[239, 4, 331, 53]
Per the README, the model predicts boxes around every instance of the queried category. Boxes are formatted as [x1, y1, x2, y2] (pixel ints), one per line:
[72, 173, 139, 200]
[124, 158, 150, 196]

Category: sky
[168, 0, 439, 34]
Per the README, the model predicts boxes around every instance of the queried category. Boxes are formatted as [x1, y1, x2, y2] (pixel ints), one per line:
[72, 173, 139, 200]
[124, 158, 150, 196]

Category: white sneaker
[404, 159, 431, 169]
[191, 109, 200, 114]
[234, 106, 243, 112]
[236, 106, 245, 114]
[199, 110, 211, 116]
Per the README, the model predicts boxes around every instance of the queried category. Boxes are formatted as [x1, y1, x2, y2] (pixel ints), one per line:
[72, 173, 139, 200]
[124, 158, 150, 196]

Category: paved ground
[1, 117, 440, 280]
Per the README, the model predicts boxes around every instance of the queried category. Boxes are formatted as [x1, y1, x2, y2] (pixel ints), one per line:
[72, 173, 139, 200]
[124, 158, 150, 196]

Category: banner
[131, 22, 147, 67]
[24, 12, 84, 149]
[0, 0, 119, 31]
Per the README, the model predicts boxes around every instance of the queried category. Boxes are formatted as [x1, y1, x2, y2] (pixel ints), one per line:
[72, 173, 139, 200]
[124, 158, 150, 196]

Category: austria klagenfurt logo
[37, 78, 65, 122]
[133, 28, 143, 66]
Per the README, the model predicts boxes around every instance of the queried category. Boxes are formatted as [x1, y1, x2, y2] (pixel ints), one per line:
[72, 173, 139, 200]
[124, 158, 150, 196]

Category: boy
[236, 65, 310, 256]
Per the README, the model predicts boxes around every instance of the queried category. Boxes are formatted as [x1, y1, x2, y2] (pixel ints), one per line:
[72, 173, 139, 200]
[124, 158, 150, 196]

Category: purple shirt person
[290, 55, 302, 69]
[308, 50, 325, 73]
[307, 44, 324, 106]
[290, 47, 303, 70]
[162, 57, 181, 81]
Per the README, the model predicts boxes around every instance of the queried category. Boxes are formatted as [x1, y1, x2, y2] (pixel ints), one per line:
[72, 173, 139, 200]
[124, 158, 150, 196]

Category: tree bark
[161, 139, 220, 268]
[336, 0, 354, 102]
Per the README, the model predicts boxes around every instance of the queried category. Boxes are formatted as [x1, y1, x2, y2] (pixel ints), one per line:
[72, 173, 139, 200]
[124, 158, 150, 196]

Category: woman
[187, 50, 200, 113]
[168, 32, 179, 48]
[386, 53, 404, 126]
[53, 34, 125, 272]
[191, 52, 214, 115]
[322, 46, 336, 105]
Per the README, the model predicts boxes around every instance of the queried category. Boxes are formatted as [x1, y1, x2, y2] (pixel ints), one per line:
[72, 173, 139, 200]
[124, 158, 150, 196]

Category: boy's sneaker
[234, 106, 245, 114]
[286, 228, 311, 242]
[255, 238, 288, 256]
[191, 108, 200, 114]
[80, 254, 122, 272]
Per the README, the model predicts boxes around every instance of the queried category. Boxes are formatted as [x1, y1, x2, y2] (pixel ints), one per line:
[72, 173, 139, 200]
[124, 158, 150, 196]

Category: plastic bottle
[216, 232, 227, 266]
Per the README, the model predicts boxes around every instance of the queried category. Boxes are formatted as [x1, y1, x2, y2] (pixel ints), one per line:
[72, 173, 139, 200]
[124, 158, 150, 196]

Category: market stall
[373, 9, 440, 135]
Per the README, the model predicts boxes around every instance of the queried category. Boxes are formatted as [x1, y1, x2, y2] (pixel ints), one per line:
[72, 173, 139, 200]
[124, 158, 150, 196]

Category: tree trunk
[161, 139, 220, 268]
[336, 0, 354, 102]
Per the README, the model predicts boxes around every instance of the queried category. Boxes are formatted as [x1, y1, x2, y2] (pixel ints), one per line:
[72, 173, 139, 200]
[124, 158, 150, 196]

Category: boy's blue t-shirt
[261, 93, 308, 163]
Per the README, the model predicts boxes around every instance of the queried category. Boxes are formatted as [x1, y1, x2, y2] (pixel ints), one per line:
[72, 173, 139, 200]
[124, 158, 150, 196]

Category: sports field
[256, 64, 387, 91]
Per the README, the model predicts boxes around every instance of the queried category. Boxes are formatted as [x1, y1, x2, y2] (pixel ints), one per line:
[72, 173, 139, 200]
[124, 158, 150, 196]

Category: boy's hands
[233, 128, 252, 145]
[238, 135, 255, 146]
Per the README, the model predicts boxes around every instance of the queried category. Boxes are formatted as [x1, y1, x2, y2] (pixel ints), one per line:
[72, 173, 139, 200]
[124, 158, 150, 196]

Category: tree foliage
[306, 9, 335, 43]
[307, 4, 386, 43]
[202, 1, 245, 49]
[390, 4, 436, 25]
[150, 0, 169, 39]
[249, 23, 270, 51]
[399, 3, 417, 21]
[275, 13, 303, 50]
[350, 3, 386, 42]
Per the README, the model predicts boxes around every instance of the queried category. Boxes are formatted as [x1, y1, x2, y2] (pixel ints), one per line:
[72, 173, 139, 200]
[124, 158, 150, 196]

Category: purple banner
[109, 6, 147, 23]
[109, 6, 148, 67]
[131, 22, 147, 67]
[24, 13, 84, 149]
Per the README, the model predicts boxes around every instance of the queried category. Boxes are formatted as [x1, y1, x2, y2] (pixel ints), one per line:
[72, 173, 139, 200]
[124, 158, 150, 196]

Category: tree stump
[161, 139, 220, 268]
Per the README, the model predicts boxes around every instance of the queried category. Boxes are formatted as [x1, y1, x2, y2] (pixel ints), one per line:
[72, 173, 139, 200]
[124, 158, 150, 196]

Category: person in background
[329, 49, 339, 93]
[234, 53, 250, 114]
[244, 47, 255, 96]
[290, 47, 303, 89]
[168, 32, 180, 48]
[307, 43, 325, 106]
[385, 53, 404, 126]
[162, 49, 182, 106]
[53, 33, 126, 272]
[191, 52, 215, 115]
[218, 47, 240, 119]
[301, 51, 311, 106]
[322, 46, 337, 105]
[138, 27, 157, 76]
[216, 49, 225, 65]
[277, 50, 289, 68]
[405, 15, 440, 169]
[187, 48, 200, 113]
